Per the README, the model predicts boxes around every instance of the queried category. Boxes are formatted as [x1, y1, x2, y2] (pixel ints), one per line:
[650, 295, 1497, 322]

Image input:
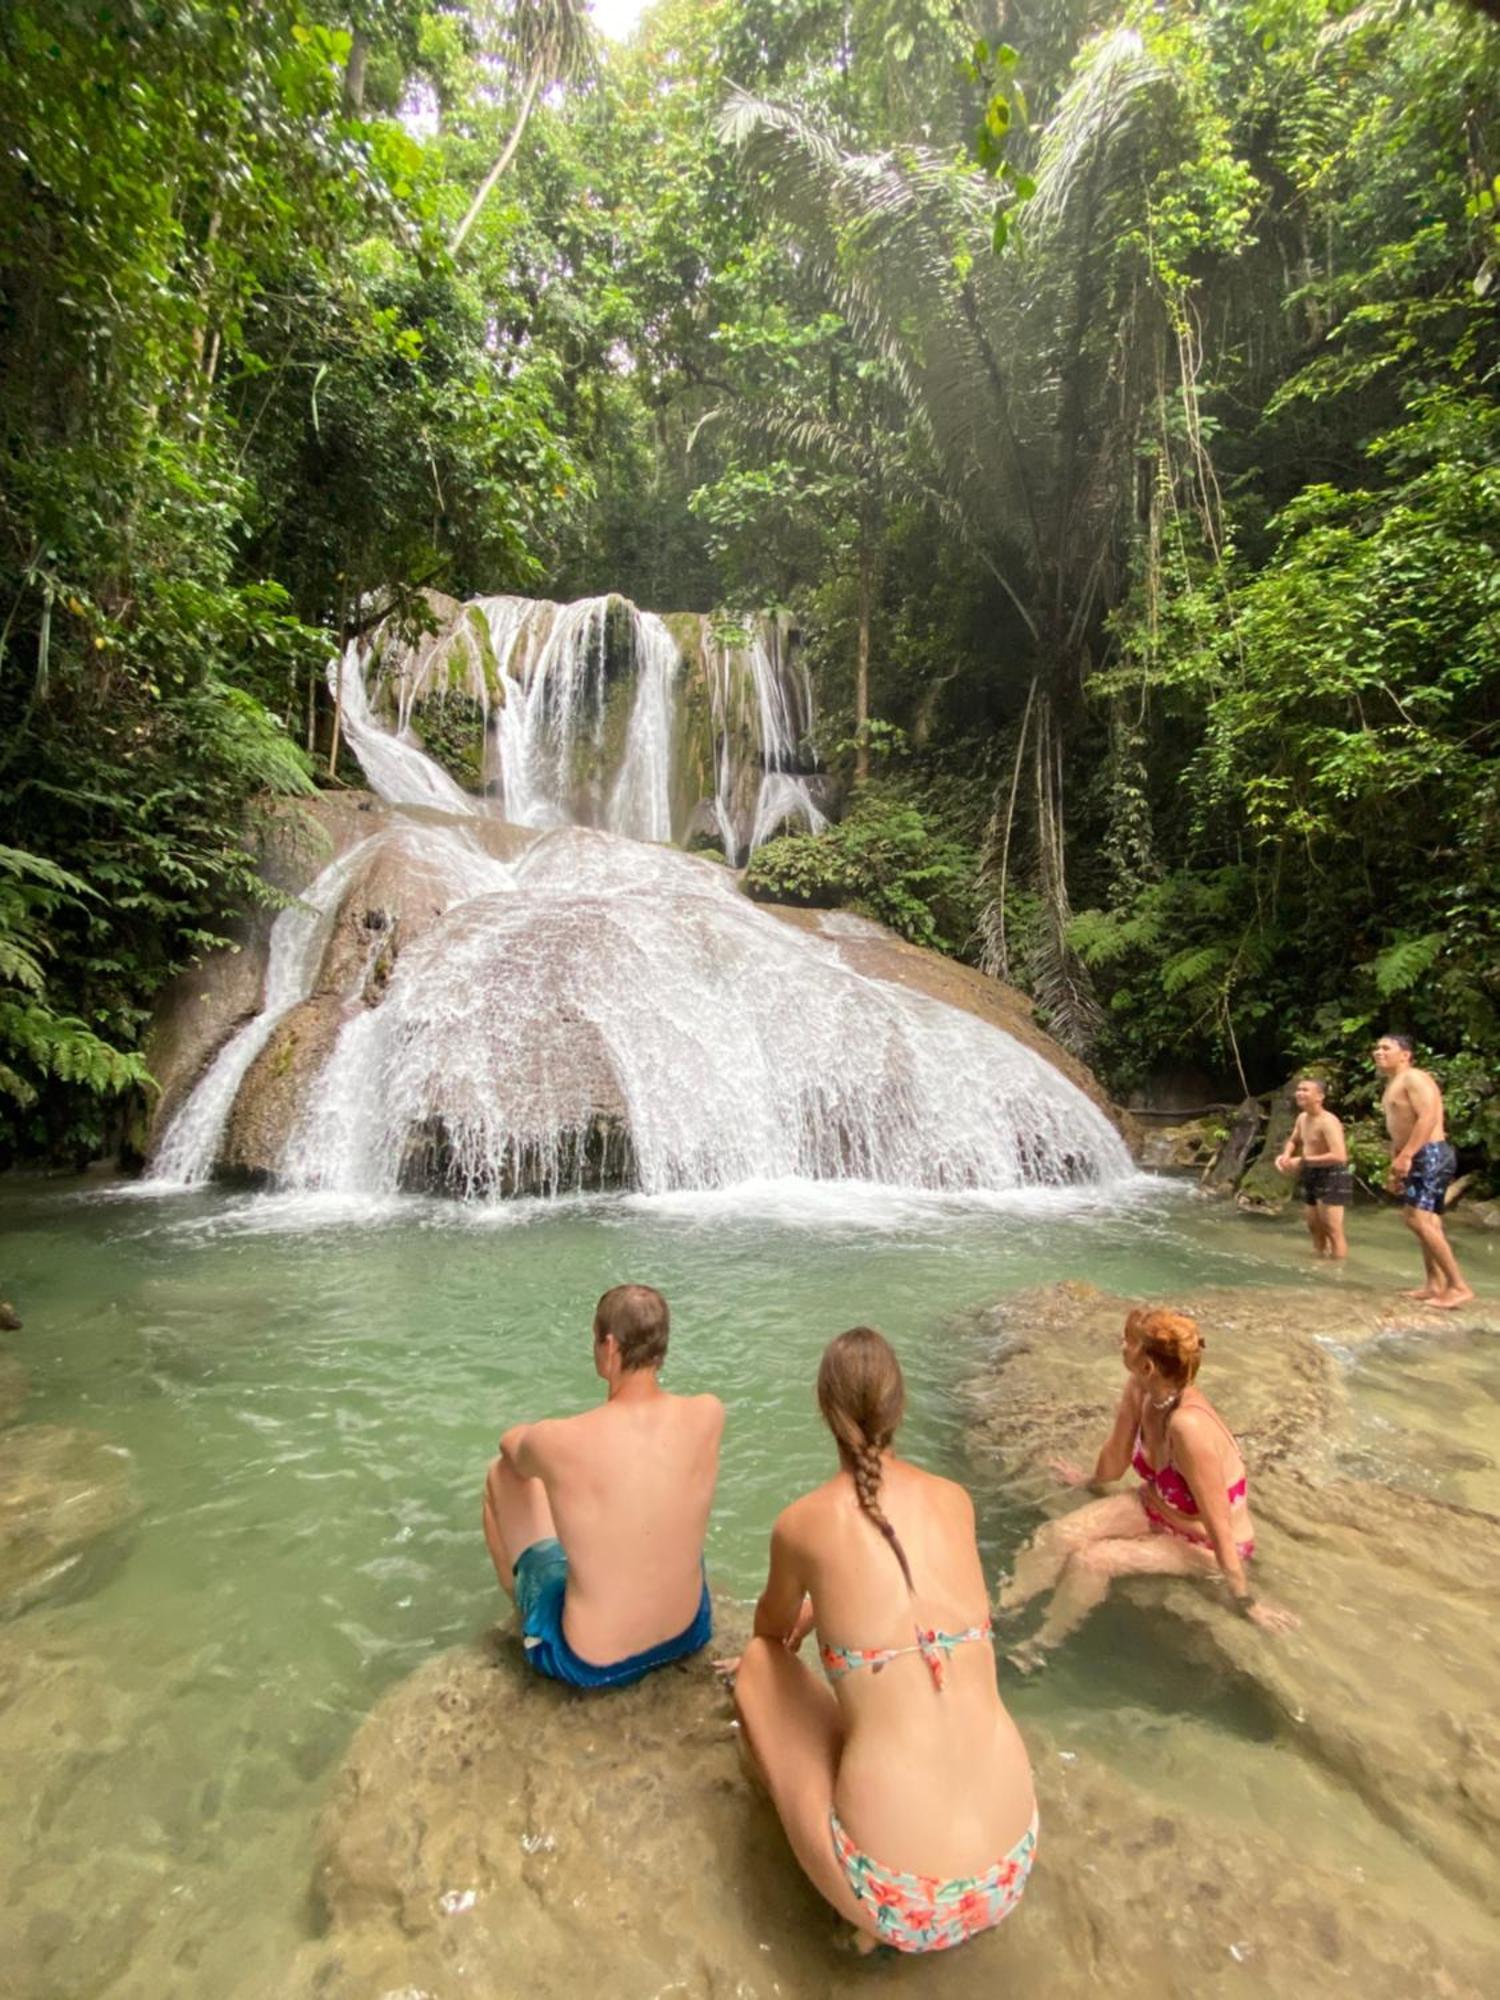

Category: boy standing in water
[482, 1283, 723, 1687]
[1374, 1034, 1473, 1310]
[1275, 1077, 1351, 1260]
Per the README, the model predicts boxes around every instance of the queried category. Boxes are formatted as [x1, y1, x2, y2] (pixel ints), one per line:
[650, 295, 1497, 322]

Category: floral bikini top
[820, 1619, 994, 1692]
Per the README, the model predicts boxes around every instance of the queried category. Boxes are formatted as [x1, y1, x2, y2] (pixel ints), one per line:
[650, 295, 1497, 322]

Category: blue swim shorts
[513, 1538, 712, 1689]
[1401, 1140, 1457, 1214]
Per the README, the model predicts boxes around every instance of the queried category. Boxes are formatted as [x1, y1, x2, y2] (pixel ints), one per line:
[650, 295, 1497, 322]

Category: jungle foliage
[2, 0, 1497, 1171]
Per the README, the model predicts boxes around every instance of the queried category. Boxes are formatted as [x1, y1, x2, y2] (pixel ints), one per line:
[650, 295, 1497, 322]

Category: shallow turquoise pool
[1, 1173, 1495, 1995]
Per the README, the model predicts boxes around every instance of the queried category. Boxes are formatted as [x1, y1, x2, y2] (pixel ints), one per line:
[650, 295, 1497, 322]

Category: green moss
[410, 691, 486, 791]
[465, 606, 505, 706]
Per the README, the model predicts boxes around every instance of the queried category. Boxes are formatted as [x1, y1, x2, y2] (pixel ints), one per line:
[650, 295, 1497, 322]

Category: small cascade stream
[149, 592, 1130, 1199]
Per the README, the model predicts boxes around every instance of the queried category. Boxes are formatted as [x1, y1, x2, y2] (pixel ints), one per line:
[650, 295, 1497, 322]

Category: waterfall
[269, 824, 1127, 1197]
[148, 837, 381, 1185]
[333, 642, 480, 817]
[152, 593, 1131, 1199]
[606, 613, 678, 845]
[706, 622, 827, 862]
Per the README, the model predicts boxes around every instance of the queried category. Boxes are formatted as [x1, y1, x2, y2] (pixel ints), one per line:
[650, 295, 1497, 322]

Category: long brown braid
[817, 1327, 915, 1592]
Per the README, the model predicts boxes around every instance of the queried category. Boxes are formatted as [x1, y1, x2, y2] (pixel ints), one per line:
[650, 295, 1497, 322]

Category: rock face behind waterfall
[147, 811, 1128, 1195]
[144, 595, 1131, 1198]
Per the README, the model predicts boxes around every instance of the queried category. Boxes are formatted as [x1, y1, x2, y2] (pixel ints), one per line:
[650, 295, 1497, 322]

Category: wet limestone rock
[0, 1627, 159, 1996]
[144, 790, 387, 1146]
[1149, 1464, 1500, 1912]
[761, 904, 1133, 1147]
[960, 1281, 1351, 1486]
[0, 1425, 141, 1615]
[220, 995, 350, 1184]
[0, 1354, 28, 1426]
[1202, 1094, 1265, 1193]
[283, 1624, 1497, 2000]
[1136, 1118, 1223, 1172]
[965, 1282, 1500, 1922]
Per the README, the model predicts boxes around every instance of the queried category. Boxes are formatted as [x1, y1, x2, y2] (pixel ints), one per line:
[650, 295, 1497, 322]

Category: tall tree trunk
[342, 29, 370, 117]
[855, 539, 872, 784]
[448, 59, 546, 257]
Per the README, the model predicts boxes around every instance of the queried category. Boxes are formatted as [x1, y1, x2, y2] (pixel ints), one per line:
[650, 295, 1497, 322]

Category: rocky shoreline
[270, 1281, 1500, 1999]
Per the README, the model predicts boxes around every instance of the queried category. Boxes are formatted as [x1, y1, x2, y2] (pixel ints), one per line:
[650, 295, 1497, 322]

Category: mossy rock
[1236, 1081, 1299, 1207]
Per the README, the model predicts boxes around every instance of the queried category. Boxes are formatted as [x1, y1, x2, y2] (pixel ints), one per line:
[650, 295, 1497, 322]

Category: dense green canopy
[1, 0, 1496, 1170]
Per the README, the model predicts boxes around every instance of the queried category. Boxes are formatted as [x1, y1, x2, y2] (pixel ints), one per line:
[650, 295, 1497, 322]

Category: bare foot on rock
[1423, 1287, 1475, 1312]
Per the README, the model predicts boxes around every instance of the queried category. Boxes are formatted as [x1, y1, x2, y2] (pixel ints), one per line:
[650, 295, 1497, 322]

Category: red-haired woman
[1000, 1307, 1297, 1664]
[729, 1327, 1036, 1955]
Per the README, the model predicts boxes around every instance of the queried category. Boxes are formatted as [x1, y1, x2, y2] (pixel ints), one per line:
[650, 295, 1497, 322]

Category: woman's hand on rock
[1246, 1599, 1299, 1634]
[1049, 1455, 1090, 1487]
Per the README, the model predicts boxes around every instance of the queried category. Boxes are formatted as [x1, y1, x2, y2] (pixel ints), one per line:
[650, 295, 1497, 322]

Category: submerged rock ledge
[962, 1282, 1500, 1919]
[285, 1599, 1497, 1999]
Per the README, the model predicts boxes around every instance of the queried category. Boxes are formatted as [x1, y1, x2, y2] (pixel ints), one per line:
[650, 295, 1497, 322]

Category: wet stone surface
[0, 1425, 142, 1616]
[281, 1618, 1498, 2000]
[0, 1351, 28, 1426]
[964, 1282, 1500, 1922]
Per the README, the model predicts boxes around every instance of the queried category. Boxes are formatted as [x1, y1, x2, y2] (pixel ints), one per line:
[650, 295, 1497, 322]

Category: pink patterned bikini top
[1132, 1412, 1247, 1518]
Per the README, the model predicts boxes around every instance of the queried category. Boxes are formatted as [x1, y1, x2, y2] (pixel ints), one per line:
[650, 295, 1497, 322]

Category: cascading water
[706, 620, 827, 863]
[149, 837, 381, 1185]
[151, 592, 1131, 1199]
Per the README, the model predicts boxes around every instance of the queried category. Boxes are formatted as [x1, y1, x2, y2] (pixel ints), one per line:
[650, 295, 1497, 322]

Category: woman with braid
[728, 1327, 1036, 1955]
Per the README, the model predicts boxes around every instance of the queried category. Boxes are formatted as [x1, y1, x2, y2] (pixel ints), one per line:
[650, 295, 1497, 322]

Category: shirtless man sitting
[1274, 1076, 1350, 1260]
[1374, 1033, 1473, 1311]
[482, 1283, 724, 1688]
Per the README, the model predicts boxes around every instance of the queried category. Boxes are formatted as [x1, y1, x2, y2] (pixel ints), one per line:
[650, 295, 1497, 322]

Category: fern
[1367, 932, 1444, 999]
[1160, 942, 1230, 997]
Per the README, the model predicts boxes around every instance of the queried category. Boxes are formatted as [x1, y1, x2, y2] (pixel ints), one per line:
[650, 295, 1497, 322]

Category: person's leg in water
[998, 1493, 1152, 1614]
[1317, 1200, 1347, 1262]
[731, 1637, 877, 1948]
[1010, 1530, 1221, 1672]
[482, 1452, 558, 1597]
[1304, 1199, 1328, 1258]
[1404, 1206, 1473, 1310]
[1401, 1203, 1443, 1300]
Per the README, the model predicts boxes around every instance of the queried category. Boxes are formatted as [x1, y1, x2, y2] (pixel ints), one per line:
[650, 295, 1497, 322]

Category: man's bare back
[510, 1386, 723, 1659]
[483, 1283, 724, 1686]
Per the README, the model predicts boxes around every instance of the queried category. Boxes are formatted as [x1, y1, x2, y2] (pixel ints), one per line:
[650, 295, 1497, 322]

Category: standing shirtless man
[1275, 1076, 1350, 1259]
[482, 1283, 724, 1687]
[1374, 1034, 1473, 1310]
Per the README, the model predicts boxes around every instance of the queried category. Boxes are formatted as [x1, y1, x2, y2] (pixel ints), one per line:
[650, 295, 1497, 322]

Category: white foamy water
[706, 620, 826, 860]
[147, 837, 381, 1186]
[154, 606, 1130, 1199]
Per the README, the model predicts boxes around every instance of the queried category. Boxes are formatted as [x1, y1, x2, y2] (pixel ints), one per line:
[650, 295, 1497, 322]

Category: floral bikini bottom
[829, 1804, 1038, 1954]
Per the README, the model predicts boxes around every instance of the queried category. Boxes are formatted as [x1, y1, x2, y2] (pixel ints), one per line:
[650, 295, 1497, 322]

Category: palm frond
[1030, 25, 1173, 234]
[718, 93, 1041, 568]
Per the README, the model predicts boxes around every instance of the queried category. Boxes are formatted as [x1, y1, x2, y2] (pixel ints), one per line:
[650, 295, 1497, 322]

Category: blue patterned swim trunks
[1400, 1141, 1457, 1214]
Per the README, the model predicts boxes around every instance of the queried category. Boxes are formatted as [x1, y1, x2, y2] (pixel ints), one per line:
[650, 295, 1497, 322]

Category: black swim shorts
[1400, 1141, 1457, 1214]
[1300, 1164, 1353, 1207]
